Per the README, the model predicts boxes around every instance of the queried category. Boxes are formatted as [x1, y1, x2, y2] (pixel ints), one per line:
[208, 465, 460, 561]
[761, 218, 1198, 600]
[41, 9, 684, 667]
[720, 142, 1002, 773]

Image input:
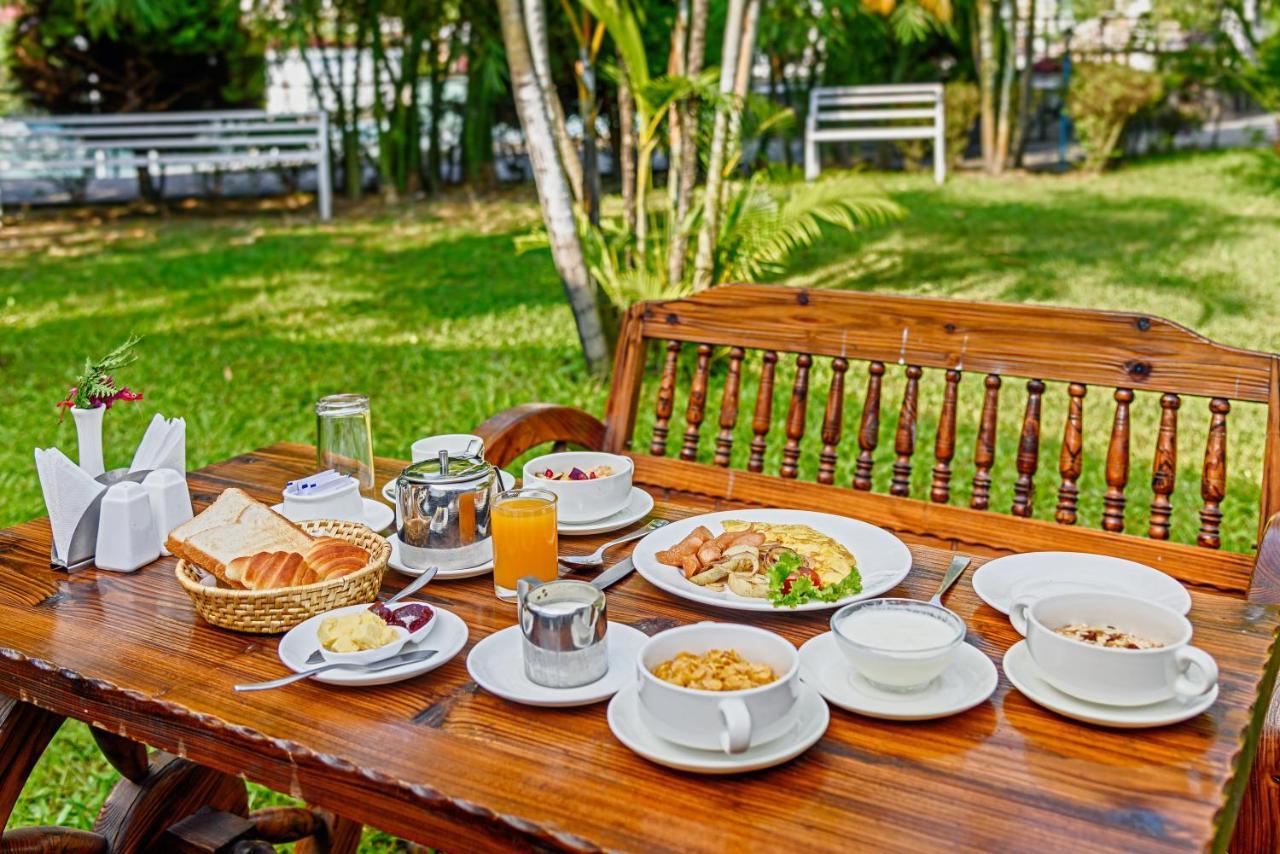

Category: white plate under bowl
[631, 509, 912, 613]
[558, 488, 654, 536]
[608, 680, 829, 774]
[971, 551, 1191, 616]
[799, 631, 997, 721]
[272, 497, 393, 533]
[386, 533, 493, 580]
[1003, 640, 1217, 728]
[467, 623, 648, 707]
[382, 470, 516, 504]
[278, 605, 467, 687]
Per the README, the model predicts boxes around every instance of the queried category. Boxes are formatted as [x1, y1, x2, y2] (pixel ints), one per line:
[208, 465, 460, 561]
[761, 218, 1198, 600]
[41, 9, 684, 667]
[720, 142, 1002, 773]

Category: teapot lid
[400, 451, 492, 485]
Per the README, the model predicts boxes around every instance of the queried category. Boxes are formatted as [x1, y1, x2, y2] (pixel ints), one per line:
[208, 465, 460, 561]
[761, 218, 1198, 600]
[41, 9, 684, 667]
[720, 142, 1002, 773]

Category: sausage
[655, 549, 684, 568]
[735, 532, 766, 548]
[697, 544, 723, 565]
[681, 555, 701, 576]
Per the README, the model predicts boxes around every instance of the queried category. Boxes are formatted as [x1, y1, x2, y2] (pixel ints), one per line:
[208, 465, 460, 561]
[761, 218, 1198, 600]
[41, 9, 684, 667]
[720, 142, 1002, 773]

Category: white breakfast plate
[278, 605, 467, 687]
[467, 622, 648, 707]
[799, 631, 997, 721]
[972, 552, 1191, 616]
[382, 470, 517, 504]
[631, 509, 912, 613]
[386, 533, 493, 579]
[272, 497, 394, 533]
[557, 488, 654, 536]
[607, 681, 829, 774]
[1003, 640, 1217, 728]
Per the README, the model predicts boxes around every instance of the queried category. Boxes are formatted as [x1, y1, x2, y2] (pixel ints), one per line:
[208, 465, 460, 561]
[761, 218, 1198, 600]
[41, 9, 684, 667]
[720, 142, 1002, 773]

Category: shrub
[1068, 62, 1163, 173]
[7, 0, 264, 114]
[892, 81, 980, 171]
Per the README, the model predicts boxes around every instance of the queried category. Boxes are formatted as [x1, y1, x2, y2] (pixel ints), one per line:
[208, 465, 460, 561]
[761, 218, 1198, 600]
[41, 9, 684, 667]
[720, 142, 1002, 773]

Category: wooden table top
[1, 442, 1278, 853]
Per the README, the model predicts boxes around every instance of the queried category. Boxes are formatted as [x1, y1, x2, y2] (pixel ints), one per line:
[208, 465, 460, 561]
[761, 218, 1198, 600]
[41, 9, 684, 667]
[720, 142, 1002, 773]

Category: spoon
[929, 555, 972, 606]
[385, 565, 438, 605]
[234, 649, 439, 692]
[557, 518, 670, 569]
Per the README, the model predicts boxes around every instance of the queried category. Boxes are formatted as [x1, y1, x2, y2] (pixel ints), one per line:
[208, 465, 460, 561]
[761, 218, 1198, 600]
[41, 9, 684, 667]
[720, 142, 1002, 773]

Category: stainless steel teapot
[396, 450, 499, 571]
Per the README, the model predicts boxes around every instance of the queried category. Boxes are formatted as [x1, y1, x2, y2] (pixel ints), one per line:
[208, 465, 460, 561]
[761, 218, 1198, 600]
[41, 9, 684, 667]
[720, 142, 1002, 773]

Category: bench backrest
[806, 84, 943, 142]
[0, 110, 327, 173]
[604, 284, 1280, 600]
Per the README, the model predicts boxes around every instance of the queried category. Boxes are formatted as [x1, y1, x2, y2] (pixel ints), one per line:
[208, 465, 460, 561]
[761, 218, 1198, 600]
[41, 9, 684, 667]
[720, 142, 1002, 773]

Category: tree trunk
[580, 41, 601, 225]
[667, 0, 708, 288]
[427, 33, 443, 192]
[523, 0, 583, 202]
[977, 0, 997, 174]
[1013, 0, 1037, 167]
[691, 0, 747, 290]
[498, 0, 609, 375]
[728, 0, 762, 155]
[666, 0, 688, 225]
[618, 59, 637, 236]
[993, 0, 1016, 174]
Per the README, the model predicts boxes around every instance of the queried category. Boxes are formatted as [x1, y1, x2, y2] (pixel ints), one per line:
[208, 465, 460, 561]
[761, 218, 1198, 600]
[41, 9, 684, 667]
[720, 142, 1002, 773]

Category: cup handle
[1009, 596, 1035, 637]
[718, 698, 752, 755]
[1171, 646, 1218, 701]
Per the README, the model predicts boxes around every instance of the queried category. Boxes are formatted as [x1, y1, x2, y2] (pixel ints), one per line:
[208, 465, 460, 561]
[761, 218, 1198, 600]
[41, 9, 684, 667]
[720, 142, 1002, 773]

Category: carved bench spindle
[1011, 379, 1045, 517]
[971, 374, 1002, 510]
[818, 358, 849, 485]
[1102, 388, 1134, 532]
[781, 354, 813, 479]
[891, 365, 922, 497]
[930, 369, 961, 503]
[650, 341, 681, 456]
[1056, 383, 1087, 525]
[714, 347, 745, 467]
[1198, 397, 1230, 549]
[853, 361, 885, 490]
[1149, 392, 1181, 540]
[748, 351, 778, 473]
[680, 343, 712, 462]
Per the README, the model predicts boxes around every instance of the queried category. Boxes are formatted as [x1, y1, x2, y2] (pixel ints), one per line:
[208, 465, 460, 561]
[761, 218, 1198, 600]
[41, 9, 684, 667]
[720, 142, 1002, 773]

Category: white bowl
[636, 622, 801, 754]
[522, 452, 634, 523]
[830, 598, 965, 692]
[317, 618, 409, 667]
[374, 601, 438, 645]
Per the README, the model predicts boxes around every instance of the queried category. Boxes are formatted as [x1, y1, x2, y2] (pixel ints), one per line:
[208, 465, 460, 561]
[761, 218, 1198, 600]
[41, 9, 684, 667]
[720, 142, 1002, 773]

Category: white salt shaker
[95, 481, 159, 572]
[142, 469, 193, 556]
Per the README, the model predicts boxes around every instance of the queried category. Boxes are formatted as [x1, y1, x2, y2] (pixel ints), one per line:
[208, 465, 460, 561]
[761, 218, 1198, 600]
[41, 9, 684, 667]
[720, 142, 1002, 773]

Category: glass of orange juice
[492, 488, 559, 601]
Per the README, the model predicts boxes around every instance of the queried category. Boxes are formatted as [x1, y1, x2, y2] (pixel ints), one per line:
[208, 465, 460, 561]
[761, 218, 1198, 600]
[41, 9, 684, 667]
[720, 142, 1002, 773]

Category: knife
[234, 648, 438, 692]
[591, 556, 634, 591]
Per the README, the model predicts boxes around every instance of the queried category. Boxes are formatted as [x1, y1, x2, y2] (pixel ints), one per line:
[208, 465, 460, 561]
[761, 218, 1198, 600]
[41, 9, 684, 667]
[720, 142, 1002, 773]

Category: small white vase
[71, 405, 105, 477]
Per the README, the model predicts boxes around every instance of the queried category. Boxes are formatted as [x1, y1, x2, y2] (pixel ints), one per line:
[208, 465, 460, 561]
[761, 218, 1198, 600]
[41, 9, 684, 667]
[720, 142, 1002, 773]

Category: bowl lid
[400, 452, 492, 485]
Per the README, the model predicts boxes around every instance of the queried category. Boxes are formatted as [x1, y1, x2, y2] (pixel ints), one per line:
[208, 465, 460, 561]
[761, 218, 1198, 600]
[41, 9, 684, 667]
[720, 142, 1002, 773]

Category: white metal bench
[0, 110, 332, 219]
[804, 83, 946, 185]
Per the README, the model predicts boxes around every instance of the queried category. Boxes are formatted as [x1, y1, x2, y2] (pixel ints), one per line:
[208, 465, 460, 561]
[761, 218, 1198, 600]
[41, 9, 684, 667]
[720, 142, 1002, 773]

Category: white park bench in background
[805, 83, 946, 185]
[0, 110, 332, 219]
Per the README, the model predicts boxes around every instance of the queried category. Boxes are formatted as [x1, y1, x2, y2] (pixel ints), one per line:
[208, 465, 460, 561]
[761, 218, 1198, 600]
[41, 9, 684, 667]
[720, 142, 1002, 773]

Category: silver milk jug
[517, 577, 608, 688]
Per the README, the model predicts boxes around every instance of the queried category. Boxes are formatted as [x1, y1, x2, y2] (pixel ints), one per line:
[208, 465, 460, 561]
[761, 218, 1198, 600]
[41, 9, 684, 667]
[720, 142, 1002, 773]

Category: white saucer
[467, 622, 648, 707]
[607, 681, 829, 774]
[382, 470, 517, 504]
[972, 551, 1190, 616]
[278, 606, 468, 687]
[799, 632, 997, 721]
[272, 497, 394, 533]
[1003, 640, 1218, 728]
[558, 488, 654, 536]
[387, 533, 493, 579]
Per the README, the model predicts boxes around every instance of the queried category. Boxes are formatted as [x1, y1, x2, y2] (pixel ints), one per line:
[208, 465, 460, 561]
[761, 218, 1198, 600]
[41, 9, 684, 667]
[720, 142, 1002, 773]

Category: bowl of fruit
[522, 451, 634, 523]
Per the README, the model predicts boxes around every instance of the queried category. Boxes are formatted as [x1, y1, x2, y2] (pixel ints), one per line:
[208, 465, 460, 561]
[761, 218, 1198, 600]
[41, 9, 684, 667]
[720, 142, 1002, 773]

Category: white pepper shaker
[95, 482, 160, 572]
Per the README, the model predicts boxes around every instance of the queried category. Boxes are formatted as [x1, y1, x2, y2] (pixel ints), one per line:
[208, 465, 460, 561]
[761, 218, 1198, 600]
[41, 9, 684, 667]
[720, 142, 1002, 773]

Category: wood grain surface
[1, 443, 1278, 853]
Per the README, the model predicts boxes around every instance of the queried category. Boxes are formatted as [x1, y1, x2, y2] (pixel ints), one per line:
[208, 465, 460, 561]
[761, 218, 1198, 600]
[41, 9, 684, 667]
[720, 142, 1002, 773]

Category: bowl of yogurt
[830, 598, 966, 692]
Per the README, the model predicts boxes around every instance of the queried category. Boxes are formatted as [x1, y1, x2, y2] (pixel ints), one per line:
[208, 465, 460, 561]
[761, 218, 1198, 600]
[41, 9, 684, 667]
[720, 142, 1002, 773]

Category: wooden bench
[0, 110, 332, 219]
[476, 282, 1280, 850]
[805, 83, 946, 184]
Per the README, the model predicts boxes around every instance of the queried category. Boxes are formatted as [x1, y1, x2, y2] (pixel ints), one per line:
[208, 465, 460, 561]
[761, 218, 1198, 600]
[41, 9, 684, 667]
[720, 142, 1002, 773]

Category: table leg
[293, 808, 362, 854]
[0, 693, 65, 827]
[89, 726, 149, 783]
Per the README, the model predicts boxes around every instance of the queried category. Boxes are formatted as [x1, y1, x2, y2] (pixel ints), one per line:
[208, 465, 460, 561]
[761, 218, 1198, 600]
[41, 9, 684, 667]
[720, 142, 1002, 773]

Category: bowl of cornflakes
[635, 622, 800, 754]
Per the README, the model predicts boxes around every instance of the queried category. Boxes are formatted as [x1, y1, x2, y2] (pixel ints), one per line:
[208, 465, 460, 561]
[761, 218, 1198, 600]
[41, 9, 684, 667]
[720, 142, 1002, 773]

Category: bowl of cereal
[636, 622, 800, 754]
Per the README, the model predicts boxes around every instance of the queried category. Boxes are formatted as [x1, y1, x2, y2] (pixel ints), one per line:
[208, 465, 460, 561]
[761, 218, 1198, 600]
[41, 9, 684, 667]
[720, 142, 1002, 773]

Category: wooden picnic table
[1, 442, 1278, 852]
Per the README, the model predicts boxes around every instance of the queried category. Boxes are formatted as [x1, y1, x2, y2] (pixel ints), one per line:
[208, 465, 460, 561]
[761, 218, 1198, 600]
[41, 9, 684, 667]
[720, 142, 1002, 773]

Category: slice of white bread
[167, 488, 313, 587]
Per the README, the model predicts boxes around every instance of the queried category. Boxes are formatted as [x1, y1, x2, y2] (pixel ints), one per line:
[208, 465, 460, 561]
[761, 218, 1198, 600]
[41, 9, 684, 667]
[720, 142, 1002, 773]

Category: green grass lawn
[3, 148, 1279, 849]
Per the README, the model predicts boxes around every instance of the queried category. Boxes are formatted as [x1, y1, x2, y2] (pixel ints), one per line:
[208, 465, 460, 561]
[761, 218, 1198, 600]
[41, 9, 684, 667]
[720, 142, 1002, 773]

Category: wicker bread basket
[175, 519, 390, 634]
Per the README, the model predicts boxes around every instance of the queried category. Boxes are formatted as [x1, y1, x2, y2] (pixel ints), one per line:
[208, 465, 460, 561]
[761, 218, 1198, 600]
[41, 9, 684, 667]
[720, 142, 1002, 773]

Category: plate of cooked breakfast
[168, 488, 390, 633]
[631, 509, 912, 612]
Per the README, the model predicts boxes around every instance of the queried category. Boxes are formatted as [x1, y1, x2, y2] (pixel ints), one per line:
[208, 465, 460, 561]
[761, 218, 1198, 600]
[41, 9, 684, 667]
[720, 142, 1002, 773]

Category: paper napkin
[129, 414, 186, 475]
[35, 447, 107, 564]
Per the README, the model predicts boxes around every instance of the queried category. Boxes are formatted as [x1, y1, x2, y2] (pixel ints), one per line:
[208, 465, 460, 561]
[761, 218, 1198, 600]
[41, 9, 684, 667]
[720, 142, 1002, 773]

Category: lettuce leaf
[766, 550, 863, 609]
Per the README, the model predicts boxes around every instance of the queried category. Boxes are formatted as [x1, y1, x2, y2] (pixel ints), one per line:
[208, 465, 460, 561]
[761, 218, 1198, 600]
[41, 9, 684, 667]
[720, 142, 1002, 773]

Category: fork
[557, 518, 670, 569]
